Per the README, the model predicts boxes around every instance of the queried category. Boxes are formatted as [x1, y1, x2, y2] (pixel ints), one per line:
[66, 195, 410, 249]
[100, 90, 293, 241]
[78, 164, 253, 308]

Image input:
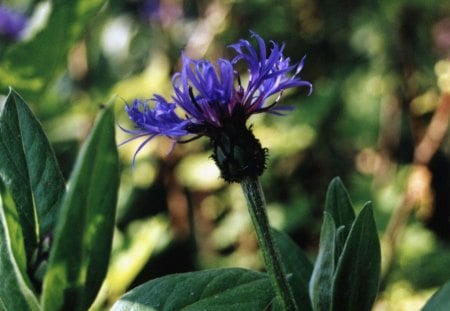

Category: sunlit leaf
[0, 89, 65, 260]
[41, 102, 119, 311]
[331, 203, 380, 311]
[111, 268, 274, 311]
[0, 178, 40, 311]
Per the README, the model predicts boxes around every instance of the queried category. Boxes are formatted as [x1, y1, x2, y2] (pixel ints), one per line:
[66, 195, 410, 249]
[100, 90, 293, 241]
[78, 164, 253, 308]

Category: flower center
[210, 111, 268, 182]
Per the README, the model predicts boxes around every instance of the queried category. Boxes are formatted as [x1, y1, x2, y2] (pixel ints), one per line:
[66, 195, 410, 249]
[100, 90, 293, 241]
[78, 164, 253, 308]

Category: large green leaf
[272, 228, 313, 311]
[309, 212, 336, 311]
[0, 0, 106, 97]
[331, 203, 381, 311]
[111, 268, 275, 311]
[0, 178, 40, 311]
[0, 89, 65, 260]
[41, 103, 119, 311]
[421, 280, 450, 311]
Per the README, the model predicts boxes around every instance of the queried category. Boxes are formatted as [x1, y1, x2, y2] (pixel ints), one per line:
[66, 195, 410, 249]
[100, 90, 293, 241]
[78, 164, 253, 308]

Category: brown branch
[382, 92, 450, 279]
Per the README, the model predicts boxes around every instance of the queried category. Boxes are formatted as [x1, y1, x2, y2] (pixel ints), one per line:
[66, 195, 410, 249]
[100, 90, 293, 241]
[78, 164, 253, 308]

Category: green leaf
[0, 0, 106, 97]
[325, 177, 355, 230]
[325, 178, 355, 264]
[111, 268, 275, 311]
[41, 103, 119, 311]
[331, 203, 381, 311]
[334, 225, 347, 266]
[421, 280, 450, 311]
[272, 228, 313, 311]
[309, 212, 336, 311]
[0, 178, 40, 311]
[0, 89, 65, 260]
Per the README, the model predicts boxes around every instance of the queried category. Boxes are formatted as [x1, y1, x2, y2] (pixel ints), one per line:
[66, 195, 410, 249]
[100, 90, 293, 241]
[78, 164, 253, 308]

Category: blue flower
[122, 32, 312, 181]
[229, 32, 312, 115]
[120, 98, 190, 165]
[0, 5, 28, 40]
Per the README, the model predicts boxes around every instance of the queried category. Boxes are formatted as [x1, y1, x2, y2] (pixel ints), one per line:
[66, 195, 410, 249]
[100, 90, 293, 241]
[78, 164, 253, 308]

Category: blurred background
[1, 0, 450, 309]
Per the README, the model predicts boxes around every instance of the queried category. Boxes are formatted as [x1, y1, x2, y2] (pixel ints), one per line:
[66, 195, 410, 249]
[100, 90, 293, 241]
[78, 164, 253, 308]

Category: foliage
[0, 110, 381, 309]
[0, 89, 118, 310]
[0, 0, 450, 309]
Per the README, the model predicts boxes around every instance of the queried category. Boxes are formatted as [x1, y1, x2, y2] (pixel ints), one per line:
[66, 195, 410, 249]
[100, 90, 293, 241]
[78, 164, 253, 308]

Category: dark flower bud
[211, 122, 267, 183]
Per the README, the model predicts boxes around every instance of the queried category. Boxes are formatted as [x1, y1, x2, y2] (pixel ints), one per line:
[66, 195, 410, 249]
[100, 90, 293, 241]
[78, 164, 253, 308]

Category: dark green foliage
[111, 268, 275, 311]
[0, 89, 65, 261]
[273, 228, 314, 311]
[1, 0, 450, 308]
[0, 178, 40, 310]
[332, 203, 381, 311]
[42, 101, 119, 310]
[310, 181, 381, 311]
[0, 91, 118, 310]
[421, 281, 450, 311]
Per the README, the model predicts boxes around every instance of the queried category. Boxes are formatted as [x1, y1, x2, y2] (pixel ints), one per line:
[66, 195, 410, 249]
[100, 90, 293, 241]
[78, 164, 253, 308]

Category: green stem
[241, 176, 298, 311]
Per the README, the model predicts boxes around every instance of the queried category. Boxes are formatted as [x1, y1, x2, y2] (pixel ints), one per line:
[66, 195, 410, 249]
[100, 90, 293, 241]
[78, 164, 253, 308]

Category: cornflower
[121, 32, 312, 182]
[121, 32, 313, 310]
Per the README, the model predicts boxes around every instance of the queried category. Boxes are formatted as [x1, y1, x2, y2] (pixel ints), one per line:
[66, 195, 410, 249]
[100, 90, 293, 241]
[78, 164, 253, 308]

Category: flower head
[122, 32, 312, 182]
[0, 5, 28, 40]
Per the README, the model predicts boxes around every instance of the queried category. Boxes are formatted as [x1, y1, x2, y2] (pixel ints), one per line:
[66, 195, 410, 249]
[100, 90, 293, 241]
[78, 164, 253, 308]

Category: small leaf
[0, 89, 65, 260]
[111, 268, 274, 311]
[309, 212, 336, 311]
[421, 280, 450, 311]
[41, 103, 119, 311]
[334, 225, 347, 266]
[331, 203, 381, 311]
[0, 178, 40, 310]
[325, 177, 355, 231]
[272, 228, 313, 311]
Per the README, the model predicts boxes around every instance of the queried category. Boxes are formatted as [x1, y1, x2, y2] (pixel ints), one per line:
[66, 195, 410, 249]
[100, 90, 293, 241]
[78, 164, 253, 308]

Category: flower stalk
[241, 176, 298, 311]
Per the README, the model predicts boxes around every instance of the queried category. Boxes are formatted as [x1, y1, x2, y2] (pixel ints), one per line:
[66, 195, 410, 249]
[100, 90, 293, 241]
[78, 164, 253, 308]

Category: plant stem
[241, 176, 298, 311]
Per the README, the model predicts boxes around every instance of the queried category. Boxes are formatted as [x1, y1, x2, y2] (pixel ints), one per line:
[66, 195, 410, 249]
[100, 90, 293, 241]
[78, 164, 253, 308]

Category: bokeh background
[1, 0, 450, 309]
